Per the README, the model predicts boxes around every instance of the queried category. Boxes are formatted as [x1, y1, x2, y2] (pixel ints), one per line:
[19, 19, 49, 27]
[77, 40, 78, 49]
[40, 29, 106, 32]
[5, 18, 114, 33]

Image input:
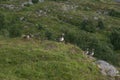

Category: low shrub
[109, 9, 120, 18]
[9, 26, 22, 38]
[110, 27, 120, 50]
[80, 20, 96, 33]
[0, 12, 5, 31]
[32, 0, 39, 4]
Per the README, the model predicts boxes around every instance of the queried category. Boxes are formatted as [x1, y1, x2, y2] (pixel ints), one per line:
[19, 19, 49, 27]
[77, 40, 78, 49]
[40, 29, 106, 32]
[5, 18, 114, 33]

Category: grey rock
[21, 1, 33, 7]
[93, 16, 99, 20]
[96, 60, 119, 77]
[36, 9, 47, 16]
[0, 4, 15, 10]
[61, 4, 78, 11]
[20, 17, 25, 21]
[96, 10, 102, 15]
[39, 0, 44, 2]
[103, 11, 109, 15]
[115, 0, 120, 2]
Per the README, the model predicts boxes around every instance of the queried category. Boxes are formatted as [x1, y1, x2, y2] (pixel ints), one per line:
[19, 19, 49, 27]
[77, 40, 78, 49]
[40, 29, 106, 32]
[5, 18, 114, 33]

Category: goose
[22, 34, 30, 40]
[90, 49, 95, 56]
[59, 36, 64, 42]
[59, 33, 65, 42]
[84, 48, 89, 55]
[26, 35, 30, 39]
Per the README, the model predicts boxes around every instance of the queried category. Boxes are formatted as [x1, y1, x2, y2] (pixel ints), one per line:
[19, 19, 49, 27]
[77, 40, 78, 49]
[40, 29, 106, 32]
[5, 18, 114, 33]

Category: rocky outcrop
[21, 0, 45, 7]
[96, 60, 119, 77]
[115, 0, 120, 2]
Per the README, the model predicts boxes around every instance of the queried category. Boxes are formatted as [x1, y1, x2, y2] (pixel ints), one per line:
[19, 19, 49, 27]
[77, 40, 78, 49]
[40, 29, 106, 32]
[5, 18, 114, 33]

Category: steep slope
[0, 0, 120, 79]
[0, 38, 108, 80]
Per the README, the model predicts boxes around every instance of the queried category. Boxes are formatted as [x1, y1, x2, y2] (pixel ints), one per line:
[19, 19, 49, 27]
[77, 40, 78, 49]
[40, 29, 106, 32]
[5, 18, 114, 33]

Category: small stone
[94, 16, 99, 20]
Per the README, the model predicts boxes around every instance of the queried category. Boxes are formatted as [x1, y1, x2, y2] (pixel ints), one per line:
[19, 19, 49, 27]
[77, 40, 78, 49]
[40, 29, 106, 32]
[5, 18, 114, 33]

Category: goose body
[58, 33, 65, 42]
[90, 49, 95, 56]
[84, 48, 89, 55]
[59, 36, 64, 42]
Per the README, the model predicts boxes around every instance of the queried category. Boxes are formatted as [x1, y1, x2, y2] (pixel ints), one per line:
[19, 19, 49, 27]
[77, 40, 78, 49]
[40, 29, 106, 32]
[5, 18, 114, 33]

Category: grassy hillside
[0, 38, 108, 80]
[0, 0, 120, 79]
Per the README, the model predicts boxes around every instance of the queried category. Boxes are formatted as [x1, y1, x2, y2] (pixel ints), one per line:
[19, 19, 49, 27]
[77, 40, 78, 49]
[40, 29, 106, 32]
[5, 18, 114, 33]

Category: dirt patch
[68, 46, 81, 54]
[44, 43, 58, 50]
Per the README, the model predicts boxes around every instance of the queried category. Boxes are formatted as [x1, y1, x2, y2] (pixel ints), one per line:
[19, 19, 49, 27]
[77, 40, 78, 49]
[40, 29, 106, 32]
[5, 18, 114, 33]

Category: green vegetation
[0, 12, 5, 31]
[110, 27, 120, 50]
[109, 9, 120, 18]
[0, 39, 108, 80]
[0, 0, 120, 79]
[32, 0, 39, 4]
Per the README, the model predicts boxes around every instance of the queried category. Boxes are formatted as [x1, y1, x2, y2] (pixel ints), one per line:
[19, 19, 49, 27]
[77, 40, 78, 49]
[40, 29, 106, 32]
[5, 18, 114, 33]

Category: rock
[82, 15, 89, 21]
[103, 11, 109, 15]
[39, 0, 44, 2]
[84, 6, 91, 10]
[23, 26, 29, 28]
[115, 0, 120, 2]
[96, 10, 109, 15]
[0, 4, 15, 10]
[36, 9, 47, 17]
[96, 10, 102, 15]
[61, 4, 77, 11]
[20, 17, 25, 21]
[96, 60, 119, 77]
[93, 16, 99, 20]
[21, 1, 33, 7]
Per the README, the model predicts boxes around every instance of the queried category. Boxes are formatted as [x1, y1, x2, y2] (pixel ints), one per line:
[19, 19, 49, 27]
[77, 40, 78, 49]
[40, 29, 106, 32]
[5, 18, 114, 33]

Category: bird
[22, 34, 30, 40]
[26, 35, 30, 39]
[84, 48, 89, 55]
[59, 36, 64, 42]
[58, 33, 65, 42]
[90, 49, 95, 56]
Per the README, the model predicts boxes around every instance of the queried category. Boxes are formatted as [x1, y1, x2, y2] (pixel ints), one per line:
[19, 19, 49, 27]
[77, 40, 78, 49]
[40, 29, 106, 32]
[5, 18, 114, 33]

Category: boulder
[96, 60, 119, 77]
[21, 1, 33, 7]
[115, 0, 120, 2]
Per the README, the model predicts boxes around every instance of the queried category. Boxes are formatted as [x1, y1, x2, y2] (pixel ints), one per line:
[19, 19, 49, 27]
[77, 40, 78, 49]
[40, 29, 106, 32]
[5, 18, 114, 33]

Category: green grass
[0, 0, 120, 79]
[0, 38, 107, 80]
